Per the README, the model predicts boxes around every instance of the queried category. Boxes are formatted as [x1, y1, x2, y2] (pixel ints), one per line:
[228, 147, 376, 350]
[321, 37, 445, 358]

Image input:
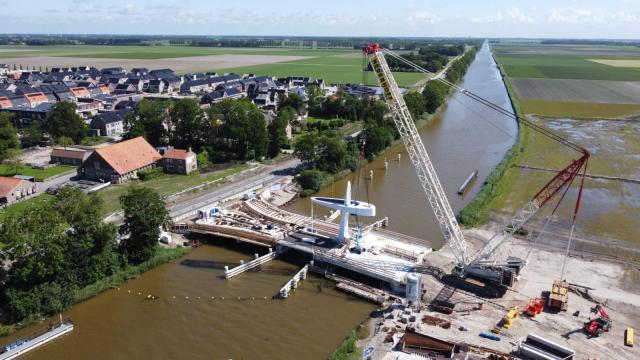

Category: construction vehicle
[584, 304, 612, 337]
[548, 279, 569, 311]
[501, 306, 520, 329]
[524, 298, 545, 317]
[362, 43, 590, 292]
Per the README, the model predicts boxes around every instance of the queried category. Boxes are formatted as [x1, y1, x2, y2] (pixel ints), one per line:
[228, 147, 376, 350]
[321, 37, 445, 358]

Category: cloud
[471, 6, 533, 24]
[407, 11, 440, 24]
[548, 7, 638, 24]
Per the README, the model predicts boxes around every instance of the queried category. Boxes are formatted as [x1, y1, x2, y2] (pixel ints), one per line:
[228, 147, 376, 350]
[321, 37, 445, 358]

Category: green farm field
[493, 54, 640, 80]
[0, 45, 358, 59]
[0, 45, 424, 87]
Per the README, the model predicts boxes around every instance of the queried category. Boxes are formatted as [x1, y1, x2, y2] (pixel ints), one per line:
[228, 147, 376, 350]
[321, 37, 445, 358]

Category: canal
[288, 42, 517, 248]
[2, 42, 517, 359]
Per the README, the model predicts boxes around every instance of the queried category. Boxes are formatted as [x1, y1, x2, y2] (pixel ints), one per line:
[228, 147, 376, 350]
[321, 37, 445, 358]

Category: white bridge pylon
[311, 181, 376, 241]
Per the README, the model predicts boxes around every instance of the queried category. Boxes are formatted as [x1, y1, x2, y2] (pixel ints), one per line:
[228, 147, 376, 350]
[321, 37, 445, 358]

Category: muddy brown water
[288, 42, 517, 248]
[1, 43, 517, 359]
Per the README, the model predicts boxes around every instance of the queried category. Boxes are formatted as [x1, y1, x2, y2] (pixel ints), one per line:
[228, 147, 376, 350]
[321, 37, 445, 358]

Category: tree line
[0, 186, 168, 323]
[123, 98, 289, 164]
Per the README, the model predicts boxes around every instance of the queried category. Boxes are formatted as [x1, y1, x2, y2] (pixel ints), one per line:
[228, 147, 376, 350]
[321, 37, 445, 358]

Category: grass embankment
[0, 164, 75, 181]
[458, 62, 528, 226]
[328, 330, 361, 360]
[100, 164, 249, 214]
[0, 247, 190, 338]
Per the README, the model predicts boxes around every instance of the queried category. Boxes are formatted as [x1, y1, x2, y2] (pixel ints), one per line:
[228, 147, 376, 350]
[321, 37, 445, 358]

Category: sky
[1, 0, 639, 39]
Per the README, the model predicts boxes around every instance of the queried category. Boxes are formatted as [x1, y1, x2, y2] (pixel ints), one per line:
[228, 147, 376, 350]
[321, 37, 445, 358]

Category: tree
[0, 112, 19, 163]
[363, 126, 393, 159]
[20, 122, 43, 148]
[403, 91, 426, 120]
[169, 99, 204, 150]
[316, 136, 347, 174]
[44, 101, 86, 143]
[268, 107, 294, 158]
[123, 99, 169, 146]
[57, 136, 73, 148]
[197, 149, 210, 168]
[210, 99, 267, 160]
[422, 81, 449, 114]
[119, 187, 168, 264]
[279, 93, 304, 112]
[293, 132, 319, 165]
[306, 85, 323, 115]
[53, 187, 119, 285]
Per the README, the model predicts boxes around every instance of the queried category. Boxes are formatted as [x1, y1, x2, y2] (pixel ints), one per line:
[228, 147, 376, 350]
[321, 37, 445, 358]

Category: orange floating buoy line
[116, 288, 270, 302]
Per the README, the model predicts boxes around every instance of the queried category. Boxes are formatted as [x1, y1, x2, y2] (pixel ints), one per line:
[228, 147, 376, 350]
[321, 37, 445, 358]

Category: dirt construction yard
[0, 54, 310, 74]
[361, 228, 640, 360]
[511, 77, 640, 104]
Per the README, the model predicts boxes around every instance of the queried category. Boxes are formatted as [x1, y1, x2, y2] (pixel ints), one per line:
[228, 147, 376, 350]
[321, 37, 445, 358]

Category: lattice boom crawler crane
[362, 43, 590, 289]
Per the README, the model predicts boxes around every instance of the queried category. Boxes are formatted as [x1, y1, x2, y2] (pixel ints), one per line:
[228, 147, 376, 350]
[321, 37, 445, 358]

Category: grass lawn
[520, 100, 640, 119]
[81, 136, 111, 146]
[0, 164, 75, 181]
[99, 164, 250, 214]
[0, 194, 55, 222]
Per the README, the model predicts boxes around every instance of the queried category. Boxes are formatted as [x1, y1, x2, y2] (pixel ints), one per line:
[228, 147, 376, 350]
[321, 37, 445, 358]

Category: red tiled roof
[95, 137, 161, 175]
[24, 92, 48, 104]
[51, 147, 87, 160]
[0, 96, 11, 108]
[69, 87, 90, 97]
[0, 176, 22, 197]
[163, 148, 193, 160]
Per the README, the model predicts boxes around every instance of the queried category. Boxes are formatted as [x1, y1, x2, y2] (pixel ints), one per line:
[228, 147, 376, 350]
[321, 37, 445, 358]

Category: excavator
[361, 42, 590, 295]
[585, 304, 612, 337]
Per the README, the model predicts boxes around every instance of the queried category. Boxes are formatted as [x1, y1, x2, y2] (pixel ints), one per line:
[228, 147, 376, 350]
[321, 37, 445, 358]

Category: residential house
[79, 136, 162, 183]
[0, 176, 37, 206]
[101, 67, 126, 76]
[69, 86, 91, 99]
[162, 148, 197, 175]
[89, 110, 128, 136]
[114, 83, 137, 94]
[147, 79, 165, 93]
[0, 64, 9, 76]
[50, 147, 90, 166]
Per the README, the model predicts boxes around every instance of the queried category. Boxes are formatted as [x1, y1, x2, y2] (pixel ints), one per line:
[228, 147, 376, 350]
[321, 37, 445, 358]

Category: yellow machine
[625, 328, 634, 347]
[502, 306, 520, 329]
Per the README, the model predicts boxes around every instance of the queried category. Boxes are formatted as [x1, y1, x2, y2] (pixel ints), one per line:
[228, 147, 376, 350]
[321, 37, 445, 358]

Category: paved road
[168, 157, 301, 219]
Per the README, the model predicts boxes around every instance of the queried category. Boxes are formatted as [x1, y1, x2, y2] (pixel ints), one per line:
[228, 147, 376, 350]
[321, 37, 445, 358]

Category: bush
[138, 167, 164, 181]
[328, 331, 359, 360]
[296, 169, 328, 192]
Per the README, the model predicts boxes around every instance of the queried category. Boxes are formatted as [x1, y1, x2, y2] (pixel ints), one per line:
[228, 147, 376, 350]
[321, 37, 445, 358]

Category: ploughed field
[493, 42, 640, 118]
[0, 45, 423, 87]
